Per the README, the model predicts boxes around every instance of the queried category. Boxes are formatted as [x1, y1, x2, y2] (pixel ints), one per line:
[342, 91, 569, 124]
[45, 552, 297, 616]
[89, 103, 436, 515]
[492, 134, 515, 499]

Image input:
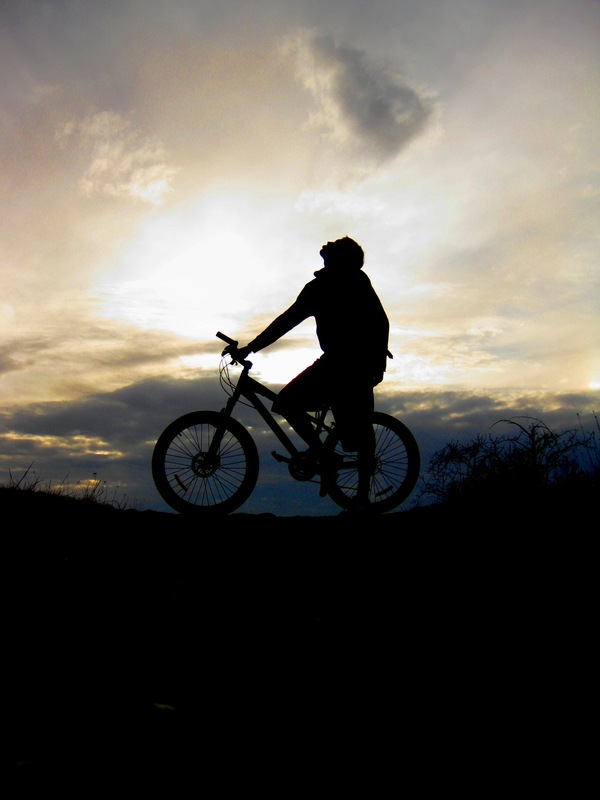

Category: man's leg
[276, 405, 321, 449]
[275, 391, 340, 497]
[271, 360, 324, 450]
[333, 381, 375, 508]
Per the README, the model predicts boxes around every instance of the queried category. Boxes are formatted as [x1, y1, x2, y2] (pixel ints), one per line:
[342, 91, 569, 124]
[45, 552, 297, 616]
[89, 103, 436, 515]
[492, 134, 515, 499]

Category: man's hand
[236, 345, 253, 361]
[222, 343, 252, 362]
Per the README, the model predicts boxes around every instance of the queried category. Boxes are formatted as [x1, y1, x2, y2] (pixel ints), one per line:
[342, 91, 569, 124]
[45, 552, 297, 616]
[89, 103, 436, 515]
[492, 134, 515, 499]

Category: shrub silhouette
[417, 416, 599, 508]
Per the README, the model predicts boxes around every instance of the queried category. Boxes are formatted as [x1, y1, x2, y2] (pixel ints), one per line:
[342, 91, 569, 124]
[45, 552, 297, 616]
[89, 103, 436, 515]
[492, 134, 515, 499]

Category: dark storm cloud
[1, 375, 597, 515]
[0, 375, 228, 510]
[3, 377, 224, 445]
[286, 29, 436, 165]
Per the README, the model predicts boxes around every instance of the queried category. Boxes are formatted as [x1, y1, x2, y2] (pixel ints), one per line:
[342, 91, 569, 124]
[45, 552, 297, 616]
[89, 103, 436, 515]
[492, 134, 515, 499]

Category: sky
[1, 0, 599, 516]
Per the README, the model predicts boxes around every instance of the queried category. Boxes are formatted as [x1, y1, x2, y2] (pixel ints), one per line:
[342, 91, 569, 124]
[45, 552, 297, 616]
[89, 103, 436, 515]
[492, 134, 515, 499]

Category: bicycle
[152, 332, 420, 515]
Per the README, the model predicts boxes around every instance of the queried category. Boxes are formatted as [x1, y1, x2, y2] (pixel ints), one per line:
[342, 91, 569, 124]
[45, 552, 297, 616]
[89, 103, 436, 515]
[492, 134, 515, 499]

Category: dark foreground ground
[6, 489, 594, 789]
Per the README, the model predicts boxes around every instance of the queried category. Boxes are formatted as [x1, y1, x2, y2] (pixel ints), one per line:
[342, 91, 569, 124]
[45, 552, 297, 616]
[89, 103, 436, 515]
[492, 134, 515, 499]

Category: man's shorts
[272, 355, 374, 450]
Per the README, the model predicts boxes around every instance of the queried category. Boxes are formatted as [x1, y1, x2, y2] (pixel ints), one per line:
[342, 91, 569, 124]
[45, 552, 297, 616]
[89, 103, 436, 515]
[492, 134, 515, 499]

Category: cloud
[56, 111, 179, 204]
[0, 301, 206, 405]
[1, 372, 597, 515]
[295, 189, 385, 218]
[282, 29, 437, 168]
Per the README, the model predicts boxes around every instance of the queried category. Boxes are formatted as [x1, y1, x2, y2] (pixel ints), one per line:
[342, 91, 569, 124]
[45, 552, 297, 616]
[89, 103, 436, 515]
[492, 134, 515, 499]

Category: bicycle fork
[205, 396, 239, 465]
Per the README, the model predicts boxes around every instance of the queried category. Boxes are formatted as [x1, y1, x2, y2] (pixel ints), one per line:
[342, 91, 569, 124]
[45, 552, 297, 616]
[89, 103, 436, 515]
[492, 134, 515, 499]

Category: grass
[1, 462, 135, 511]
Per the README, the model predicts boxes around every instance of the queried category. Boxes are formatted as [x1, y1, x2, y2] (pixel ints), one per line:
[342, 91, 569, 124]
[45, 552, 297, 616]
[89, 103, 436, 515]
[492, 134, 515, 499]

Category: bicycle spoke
[152, 411, 259, 515]
[324, 412, 420, 512]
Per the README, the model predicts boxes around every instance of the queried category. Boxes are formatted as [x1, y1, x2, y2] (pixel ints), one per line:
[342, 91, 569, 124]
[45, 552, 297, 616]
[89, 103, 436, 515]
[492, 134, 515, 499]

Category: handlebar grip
[216, 331, 238, 347]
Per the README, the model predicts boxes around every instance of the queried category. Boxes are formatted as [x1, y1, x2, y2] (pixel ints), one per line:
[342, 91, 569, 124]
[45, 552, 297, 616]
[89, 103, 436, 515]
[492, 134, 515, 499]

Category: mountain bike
[152, 332, 420, 515]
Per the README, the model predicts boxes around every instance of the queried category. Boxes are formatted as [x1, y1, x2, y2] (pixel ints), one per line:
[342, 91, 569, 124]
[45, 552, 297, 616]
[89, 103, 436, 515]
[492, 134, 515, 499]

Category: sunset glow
[1, 0, 598, 514]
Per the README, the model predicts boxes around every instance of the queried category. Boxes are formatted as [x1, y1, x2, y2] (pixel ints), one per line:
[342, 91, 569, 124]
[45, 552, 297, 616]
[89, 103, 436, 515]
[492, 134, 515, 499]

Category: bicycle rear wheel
[152, 411, 259, 515]
[325, 412, 420, 513]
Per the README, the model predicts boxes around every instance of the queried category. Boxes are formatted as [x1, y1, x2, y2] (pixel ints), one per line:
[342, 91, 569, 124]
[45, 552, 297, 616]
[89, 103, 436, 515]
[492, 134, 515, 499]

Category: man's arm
[246, 304, 308, 353]
[239, 287, 313, 357]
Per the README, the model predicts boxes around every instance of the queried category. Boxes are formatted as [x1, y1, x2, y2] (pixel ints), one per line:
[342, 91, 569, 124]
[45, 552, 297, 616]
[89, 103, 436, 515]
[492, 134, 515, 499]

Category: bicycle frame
[208, 360, 331, 466]
[152, 332, 421, 514]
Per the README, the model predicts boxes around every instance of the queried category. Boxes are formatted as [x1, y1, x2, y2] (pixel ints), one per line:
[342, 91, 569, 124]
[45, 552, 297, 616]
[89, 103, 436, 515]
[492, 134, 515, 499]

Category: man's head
[320, 236, 364, 270]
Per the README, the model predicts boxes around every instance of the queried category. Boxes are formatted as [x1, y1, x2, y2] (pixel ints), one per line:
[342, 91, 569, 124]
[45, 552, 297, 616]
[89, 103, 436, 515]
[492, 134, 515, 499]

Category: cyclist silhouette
[229, 236, 391, 512]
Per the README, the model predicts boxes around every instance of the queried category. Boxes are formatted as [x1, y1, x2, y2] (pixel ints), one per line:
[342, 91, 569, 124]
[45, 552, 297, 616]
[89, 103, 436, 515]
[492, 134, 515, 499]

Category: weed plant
[1, 462, 133, 511]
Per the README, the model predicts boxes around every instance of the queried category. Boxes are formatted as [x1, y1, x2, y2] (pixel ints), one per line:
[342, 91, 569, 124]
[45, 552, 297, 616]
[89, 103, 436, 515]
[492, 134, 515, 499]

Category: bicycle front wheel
[152, 411, 259, 515]
[325, 412, 420, 513]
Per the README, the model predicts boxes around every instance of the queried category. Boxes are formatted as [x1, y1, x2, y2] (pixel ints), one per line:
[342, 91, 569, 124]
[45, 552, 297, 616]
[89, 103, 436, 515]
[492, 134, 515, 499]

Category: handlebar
[216, 331, 252, 368]
[216, 331, 237, 347]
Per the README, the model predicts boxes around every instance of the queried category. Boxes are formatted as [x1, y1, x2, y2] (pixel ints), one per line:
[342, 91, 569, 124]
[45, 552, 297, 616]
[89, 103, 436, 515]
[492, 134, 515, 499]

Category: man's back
[298, 265, 389, 368]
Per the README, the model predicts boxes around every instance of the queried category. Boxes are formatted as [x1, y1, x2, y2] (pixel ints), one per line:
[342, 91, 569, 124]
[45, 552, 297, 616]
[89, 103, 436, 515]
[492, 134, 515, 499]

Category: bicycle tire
[325, 412, 420, 513]
[152, 410, 259, 515]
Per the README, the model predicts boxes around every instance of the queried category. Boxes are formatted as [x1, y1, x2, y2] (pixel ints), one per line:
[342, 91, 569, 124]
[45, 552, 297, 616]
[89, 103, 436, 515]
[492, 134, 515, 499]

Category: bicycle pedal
[271, 450, 290, 463]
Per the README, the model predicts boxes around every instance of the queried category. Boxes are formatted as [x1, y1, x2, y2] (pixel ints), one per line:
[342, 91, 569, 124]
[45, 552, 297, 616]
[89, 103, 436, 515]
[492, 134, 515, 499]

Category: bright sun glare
[94, 202, 273, 340]
[92, 199, 326, 386]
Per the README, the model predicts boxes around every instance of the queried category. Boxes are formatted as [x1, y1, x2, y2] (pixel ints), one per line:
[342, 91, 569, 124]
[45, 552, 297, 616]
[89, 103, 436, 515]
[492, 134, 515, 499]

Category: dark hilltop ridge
[7, 486, 593, 784]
